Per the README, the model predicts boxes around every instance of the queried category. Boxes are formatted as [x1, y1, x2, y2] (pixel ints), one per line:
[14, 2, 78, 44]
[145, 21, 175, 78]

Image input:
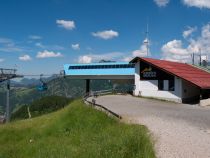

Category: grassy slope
[0, 100, 155, 158]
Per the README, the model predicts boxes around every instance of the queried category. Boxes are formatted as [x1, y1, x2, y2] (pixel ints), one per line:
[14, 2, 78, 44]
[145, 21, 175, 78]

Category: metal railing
[92, 89, 113, 97]
[191, 64, 210, 73]
[83, 91, 122, 119]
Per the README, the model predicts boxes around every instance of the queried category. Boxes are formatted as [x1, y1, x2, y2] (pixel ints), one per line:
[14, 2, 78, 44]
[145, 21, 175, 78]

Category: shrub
[11, 96, 71, 120]
[11, 105, 29, 120]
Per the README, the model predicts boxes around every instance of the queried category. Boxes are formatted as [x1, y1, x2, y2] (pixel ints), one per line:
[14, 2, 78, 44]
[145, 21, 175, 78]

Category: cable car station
[64, 57, 210, 104]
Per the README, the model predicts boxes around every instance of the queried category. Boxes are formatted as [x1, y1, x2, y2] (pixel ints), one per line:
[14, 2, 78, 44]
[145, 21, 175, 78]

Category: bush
[11, 96, 71, 120]
[11, 105, 29, 120]
[30, 96, 71, 117]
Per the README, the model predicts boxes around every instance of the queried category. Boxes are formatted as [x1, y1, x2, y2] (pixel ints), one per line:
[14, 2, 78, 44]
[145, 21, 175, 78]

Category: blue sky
[0, 0, 210, 75]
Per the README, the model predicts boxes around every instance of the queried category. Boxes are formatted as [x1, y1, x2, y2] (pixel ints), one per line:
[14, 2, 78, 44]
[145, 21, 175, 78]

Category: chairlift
[36, 71, 66, 91]
[37, 74, 48, 91]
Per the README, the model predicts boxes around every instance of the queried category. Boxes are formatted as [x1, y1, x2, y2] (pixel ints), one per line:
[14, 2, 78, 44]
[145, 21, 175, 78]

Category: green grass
[0, 99, 155, 158]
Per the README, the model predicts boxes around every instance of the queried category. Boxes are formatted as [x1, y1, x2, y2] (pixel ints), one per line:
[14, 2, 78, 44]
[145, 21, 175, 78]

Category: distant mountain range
[11, 75, 58, 87]
[11, 78, 40, 87]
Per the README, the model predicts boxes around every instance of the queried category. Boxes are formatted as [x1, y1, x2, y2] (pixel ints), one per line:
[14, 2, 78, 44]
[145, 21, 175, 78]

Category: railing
[92, 89, 113, 97]
[191, 64, 210, 73]
[83, 91, 122, 119]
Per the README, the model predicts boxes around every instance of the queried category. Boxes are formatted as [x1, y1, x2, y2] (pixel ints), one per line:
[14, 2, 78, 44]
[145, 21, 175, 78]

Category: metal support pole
[192, 53, 194, 65]
[86, 79, 90, 94]
[6, 80, 10, 123]
[199, 48, 202, 66]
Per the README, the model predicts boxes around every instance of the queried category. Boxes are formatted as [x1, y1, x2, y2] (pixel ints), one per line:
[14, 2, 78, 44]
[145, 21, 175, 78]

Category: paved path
[87, 95, 210, 158]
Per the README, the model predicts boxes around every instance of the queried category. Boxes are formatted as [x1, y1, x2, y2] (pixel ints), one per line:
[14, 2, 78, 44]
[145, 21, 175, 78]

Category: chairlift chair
[37, 74, 48, 91]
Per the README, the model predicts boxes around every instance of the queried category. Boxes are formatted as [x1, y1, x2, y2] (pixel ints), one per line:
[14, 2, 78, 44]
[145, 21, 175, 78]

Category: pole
[86, 79, 90, 94]
[199, 48, 202, 66]
[146, 23, 149, 57]
[192, 53, 194, 65]
[144, 21, 149, 57]
[6, 80, 10, 123]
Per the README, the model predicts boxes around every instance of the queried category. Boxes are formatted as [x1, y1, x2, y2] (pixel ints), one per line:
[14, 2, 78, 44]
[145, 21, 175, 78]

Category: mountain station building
[64, 57, 210, 104]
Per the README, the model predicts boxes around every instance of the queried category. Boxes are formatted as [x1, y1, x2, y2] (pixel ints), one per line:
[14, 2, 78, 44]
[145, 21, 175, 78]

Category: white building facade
[131, 58, 205, 103]
[64, 57, 210, 103]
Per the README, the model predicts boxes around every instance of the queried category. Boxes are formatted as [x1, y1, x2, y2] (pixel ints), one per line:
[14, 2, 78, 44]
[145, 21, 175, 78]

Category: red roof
[130, 57, 210, 89]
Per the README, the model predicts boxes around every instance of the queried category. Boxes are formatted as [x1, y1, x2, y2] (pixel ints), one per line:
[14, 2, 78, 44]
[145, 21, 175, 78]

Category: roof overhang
[129, 57, 210, 89]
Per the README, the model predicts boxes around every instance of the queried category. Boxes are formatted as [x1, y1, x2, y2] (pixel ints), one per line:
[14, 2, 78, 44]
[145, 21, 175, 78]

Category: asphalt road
[87, 95, 210, 158]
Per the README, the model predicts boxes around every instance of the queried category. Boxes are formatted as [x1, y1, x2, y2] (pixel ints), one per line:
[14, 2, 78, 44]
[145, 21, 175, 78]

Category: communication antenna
[191, 53, 195, 65]
[199, 48, 202, 66]
[144, 22, 149, 57]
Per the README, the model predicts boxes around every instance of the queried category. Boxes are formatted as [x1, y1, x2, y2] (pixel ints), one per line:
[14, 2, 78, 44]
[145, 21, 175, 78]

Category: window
[69, 64, 134, 69]
[158, 80, 164, 90]
[169, 79, 175, 91]
[107, 65, 112, 68]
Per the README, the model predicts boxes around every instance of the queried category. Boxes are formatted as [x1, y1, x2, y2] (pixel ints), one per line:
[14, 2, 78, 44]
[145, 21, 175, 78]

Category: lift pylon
[0, 68, 23, 122]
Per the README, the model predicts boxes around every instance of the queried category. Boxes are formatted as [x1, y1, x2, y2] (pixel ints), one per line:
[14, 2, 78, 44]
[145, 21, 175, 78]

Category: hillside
[0, 78, 113, 113]
[0, 100, 155, 158]
[11, 96, 72, 120]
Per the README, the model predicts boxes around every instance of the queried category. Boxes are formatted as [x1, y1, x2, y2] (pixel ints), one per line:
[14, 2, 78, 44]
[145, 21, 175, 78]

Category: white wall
[132, 61, 187, 103]
[138, 77, 182, 102]
[132, 60, 201, 103]
[140, 80, 158, 90]
[134, 61, 140, 96]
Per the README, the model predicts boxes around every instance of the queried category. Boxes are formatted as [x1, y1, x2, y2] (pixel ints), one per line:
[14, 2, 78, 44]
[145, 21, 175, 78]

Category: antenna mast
[199, 48, 202, 66]
[144, 22, 149, 57]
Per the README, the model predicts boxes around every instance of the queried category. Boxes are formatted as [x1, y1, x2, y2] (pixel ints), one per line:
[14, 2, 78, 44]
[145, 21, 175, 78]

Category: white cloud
[0, 58, 5, 62]
[154, 0, 170, 7]
[161, 23, 210, 62]
[183, 26, 197, 39]
[29, 35, 42, 40]
[0, 37, 23, 52]
[162, 40, 189, 55]
[92, 30, 119, 40]
[183, 0, 210, 9]
[56, 19, 75, 30]
[0, 38, 13, 44]
[35, 42, 64, 50]
[71, 43, 80, 50]
[78, 55, 92, 63]
[122, 38, 149, 61]
[132, 39, 149, 57]
[19, 55, 32, 61]
[36, 50, 63, 58]
[78, 52, 124, 63]
[0, 47, 23, 52]
[122, 56, 133, 62]
[35, 42, 45, 48]
[52, 45, 65, 50]
[161, 40, 191, 62]
[188, 23, 210, 54]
